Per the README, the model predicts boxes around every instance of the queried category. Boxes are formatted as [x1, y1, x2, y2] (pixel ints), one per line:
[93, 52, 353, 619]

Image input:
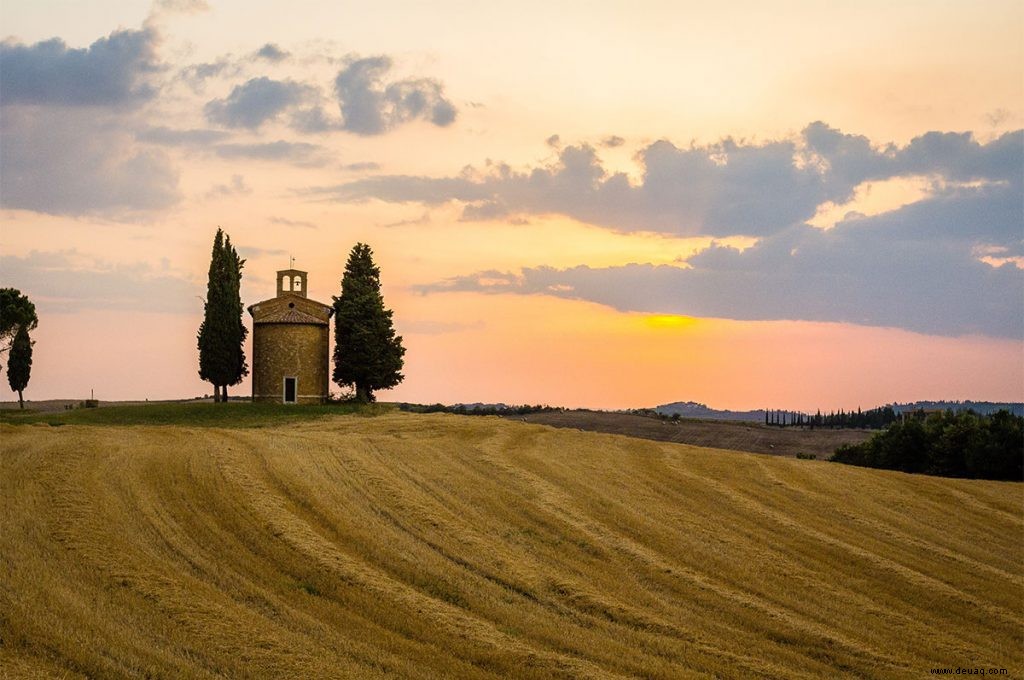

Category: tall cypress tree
[7, 325, 32, 409]
[197, 229, 248, 402]
[333, 243, 405, 403]
[222, 235, 249, 400]
[198, 229, 225, 401]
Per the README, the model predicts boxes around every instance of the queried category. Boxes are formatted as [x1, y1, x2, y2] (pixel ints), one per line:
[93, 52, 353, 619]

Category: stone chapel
[247, 269, 334, 404]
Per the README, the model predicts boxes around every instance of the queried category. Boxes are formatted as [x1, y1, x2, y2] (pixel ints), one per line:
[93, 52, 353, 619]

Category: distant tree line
[829, 410, 1023, 481]
[764, 406, 898, 429]
[398, 403, 562, 416]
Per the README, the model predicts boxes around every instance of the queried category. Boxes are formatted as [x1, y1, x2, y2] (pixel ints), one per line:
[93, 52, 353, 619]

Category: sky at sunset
[1, 0, 1022, 410]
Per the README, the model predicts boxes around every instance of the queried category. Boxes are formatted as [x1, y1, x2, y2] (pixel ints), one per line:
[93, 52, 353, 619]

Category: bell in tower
[276, 269, 308, 298]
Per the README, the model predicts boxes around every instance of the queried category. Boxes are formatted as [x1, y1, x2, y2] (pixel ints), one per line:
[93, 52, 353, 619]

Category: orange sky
[1, 0, 1022, 409]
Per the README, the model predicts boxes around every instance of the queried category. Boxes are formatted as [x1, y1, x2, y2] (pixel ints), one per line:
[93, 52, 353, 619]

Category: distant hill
[654, 401, 763, 421]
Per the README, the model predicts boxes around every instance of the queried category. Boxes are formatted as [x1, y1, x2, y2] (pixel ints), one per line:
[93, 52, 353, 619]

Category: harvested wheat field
[1, 412, 1021, 679]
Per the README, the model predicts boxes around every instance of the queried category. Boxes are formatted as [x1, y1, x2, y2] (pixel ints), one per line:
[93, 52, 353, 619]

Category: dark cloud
[255, 43, 289, 62]
[546, 134, 561, 148]
[601, 135, 625, 148]
[333, 56, 457, 135]
[0, 28, 160, 107]
[420, 198, 1024, 339]
[289, 105, 339, 133]
[205, 76, 313, 128]
[0, 250, 199, 314]
[318, 125, 1022, 239]
[407, 126, 1024, 339]
[0, 108, 180, 215]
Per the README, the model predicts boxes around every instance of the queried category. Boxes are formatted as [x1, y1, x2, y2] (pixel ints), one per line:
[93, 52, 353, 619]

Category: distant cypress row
[763, 406, 897, 429]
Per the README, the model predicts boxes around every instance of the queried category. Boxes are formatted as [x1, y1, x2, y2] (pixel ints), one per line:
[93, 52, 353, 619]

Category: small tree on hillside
[333, 243, 405, 403]
[0, 288, 38, 373]
[197, 229, 248, 402]
[7, 325, 33, 409]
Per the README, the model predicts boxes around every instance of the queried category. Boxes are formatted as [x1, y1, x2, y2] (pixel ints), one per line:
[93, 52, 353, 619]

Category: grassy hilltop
[1, 409, 1021, 678]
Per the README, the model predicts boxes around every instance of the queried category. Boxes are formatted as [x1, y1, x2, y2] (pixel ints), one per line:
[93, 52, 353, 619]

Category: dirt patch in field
[506, 410, 873, 457]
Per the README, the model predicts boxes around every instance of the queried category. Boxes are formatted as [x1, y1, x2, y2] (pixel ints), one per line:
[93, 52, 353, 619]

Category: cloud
[601, 135, 625, 148]
[315, 124, 1022, 238]
[136, 125, 327, 167]
[205, 76, 314, 128]
[269, 216, 317, 229]
[137, 125, 231, 146]
[342, 161, 381, 172]
[255, 43, 289, 62]
[0, 28, 161, 107]
[381, 211, 431, 228]
[237, 246, 287, 259]
[311, 174, 487, 204]
[333, 55, 457, 135]
[0, 107, 180, 215]
[401, 319, 484, 335]
[212, 140, 327, 165]
[288, 105, 340, 133]
[418, 179, 1024, 339]
[154, 0, 209, 14]
[204, 174, 251, 199]
[0, 250, 199, 314]
[179, 58, 240, 90]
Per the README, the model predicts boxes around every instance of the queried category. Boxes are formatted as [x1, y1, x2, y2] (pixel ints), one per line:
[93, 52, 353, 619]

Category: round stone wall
[251, 323, 330, 404]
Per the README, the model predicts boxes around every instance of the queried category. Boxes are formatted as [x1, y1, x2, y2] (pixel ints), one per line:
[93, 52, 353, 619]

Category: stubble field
[1, 411, 1021, 678]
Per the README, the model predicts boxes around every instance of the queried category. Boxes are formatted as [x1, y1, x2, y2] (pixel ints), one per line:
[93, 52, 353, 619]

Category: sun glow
[643, 314, 700, 330]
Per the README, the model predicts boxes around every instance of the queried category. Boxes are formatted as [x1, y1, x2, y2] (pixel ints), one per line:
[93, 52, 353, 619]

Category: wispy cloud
[212, 140, 328, 166]
[269, 216, 317, 229]
[203, 174, 251, 199]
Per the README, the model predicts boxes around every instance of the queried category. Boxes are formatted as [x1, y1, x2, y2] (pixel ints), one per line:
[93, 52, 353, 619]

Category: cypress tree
[222, 235, 249, 401]
[333, 243, 405, 402]
[197, 229, 248, 402]
[7, 325, 32, 409]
